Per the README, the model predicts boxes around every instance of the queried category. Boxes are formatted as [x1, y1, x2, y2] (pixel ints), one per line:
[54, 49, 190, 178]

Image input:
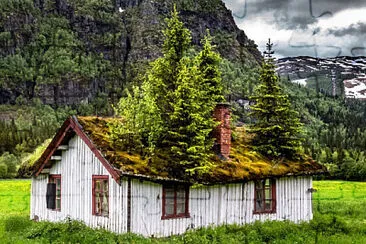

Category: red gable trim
[34, 117, 121, 183]
[34, 118, 72, 177]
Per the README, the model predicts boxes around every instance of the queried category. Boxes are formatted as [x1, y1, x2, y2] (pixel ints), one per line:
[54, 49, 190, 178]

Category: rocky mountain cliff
[0, 0, 261, 106]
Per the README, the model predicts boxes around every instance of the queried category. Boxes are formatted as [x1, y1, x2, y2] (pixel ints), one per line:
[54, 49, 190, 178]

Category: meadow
[1, 180, 366, 243]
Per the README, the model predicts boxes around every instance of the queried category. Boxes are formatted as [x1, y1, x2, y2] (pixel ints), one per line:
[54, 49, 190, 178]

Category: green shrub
[0, 163, 8, 178]
[311, 214, 350, 235]
[4, 216, 33, 232]
[26, 218, 120, 243]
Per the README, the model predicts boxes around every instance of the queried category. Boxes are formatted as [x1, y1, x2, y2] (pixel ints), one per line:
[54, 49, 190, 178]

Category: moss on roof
[77, 116, 325, 184]
[18, 138, 52, 177]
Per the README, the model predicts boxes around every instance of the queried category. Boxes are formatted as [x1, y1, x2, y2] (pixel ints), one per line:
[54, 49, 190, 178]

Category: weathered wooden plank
[57, 145, 68, 150]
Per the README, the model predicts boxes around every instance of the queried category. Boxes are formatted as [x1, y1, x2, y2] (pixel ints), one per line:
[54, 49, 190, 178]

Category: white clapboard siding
[31, 135, 128, 233]
[31, 134, 313, 237]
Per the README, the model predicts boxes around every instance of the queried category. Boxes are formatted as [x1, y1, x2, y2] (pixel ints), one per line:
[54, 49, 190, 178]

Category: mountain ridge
[0, 0, 261, 106]
[276, 56, 366, 98]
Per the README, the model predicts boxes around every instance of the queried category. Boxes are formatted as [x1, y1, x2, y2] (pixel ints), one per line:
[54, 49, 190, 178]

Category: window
[47, 175, 61, 211]
[92, 175, 109, 217]
[162, 184, 189, 219]
[254, 179, 276, 214]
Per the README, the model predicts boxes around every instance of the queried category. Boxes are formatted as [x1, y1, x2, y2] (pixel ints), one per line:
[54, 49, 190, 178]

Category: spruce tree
[167, 33, 224, 173]
[112, 7, 224, 175]
[195, 32, 224, 104]
[250, 39, 303, 159]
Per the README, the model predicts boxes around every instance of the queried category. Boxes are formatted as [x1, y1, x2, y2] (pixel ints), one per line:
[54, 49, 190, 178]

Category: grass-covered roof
[76, 116, 325, 184]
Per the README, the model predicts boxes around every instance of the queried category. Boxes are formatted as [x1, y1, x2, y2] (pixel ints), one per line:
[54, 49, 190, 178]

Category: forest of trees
[2, 58, 366, 180]
[1, 2, 366, 181]
[3, 54, 366, 180]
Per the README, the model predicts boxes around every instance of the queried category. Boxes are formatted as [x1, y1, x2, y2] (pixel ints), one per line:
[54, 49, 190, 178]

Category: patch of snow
[339, 64, 352, 69]
[292, 78, 307, 86]
[344, 79, 366, 99]
[306, 65, 318, 71]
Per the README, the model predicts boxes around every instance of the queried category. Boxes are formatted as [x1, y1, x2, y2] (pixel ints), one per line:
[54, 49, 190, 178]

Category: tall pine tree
[249, 39, 303, 159]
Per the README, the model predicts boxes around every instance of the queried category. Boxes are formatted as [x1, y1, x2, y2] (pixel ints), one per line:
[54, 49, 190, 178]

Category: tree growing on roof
[249, 39, 304, 159]
[110, 6, 224, 175]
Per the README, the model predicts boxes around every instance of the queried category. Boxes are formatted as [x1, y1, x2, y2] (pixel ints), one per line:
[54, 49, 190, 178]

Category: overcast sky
[223, 0, 366, 58]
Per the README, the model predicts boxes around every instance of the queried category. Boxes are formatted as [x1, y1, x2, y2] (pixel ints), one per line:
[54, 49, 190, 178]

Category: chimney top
[213, 104, 231, 161]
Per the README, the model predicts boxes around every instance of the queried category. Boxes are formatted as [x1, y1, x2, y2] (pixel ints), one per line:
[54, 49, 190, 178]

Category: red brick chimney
[213, 103, 231, 160]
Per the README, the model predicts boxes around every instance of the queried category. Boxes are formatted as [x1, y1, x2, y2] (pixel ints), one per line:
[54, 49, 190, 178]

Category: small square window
[162, 184, 189, 219]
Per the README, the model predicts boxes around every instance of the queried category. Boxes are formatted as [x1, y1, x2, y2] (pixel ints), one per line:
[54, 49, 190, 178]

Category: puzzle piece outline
[225, 0, 356, 58]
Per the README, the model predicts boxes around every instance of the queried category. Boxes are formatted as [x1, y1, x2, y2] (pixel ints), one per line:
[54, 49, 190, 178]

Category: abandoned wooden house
[30, 105, 325, 237]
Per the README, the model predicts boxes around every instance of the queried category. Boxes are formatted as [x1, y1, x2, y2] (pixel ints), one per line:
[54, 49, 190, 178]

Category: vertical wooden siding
[31, 136, 128, 233]
[130, 176, 313, 237]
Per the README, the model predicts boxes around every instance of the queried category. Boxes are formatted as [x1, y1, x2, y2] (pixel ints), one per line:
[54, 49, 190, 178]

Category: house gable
[33, 116, 120, 183]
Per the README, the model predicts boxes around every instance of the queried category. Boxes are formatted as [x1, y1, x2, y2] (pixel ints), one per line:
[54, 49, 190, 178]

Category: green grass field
[0, 180, 30, 217]
[1, 180, 366, 243]
[313, 181, 366, 222]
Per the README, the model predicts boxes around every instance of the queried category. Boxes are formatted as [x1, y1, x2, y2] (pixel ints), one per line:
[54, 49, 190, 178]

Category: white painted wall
[31, 135, 128, 233]
[130, 176, 313, 237]
[31, 134, 313, 237]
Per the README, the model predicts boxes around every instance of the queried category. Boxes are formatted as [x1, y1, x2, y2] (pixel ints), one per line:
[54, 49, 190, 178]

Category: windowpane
[256, 195, 263, 211]
[265, 179, 270, 187]
[165, 202, 174, 215]
[177, 201, 185, 214]
[166, 188, 174, 198]
[255, 181, 263, 189]
[102, 194, 109, 216]
[165, 187, 175, 215]
[256, 188, 263, 202]
[103, 180, 108, 191]
[265, 199, 272, 210]
[176, 188, 186, 214]
[97, 196, 101, 213]
[56, 199, 61, 210]
[176, 189, 185, 200]
[265, 188, 271, 200]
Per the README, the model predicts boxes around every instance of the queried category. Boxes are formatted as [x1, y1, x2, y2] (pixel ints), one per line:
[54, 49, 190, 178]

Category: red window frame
[49, 174, 61, 211]
[92, 175, 109, 217]
[253, 179, 276, 214]
[162, 184, 190, 220]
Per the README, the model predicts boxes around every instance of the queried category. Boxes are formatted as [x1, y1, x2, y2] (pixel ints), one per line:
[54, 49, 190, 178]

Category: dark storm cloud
[309, 0, 366, 14]
[328, 23, 366, 37]
[273, 12, 317, 30]
[246, 0, 366, 16]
